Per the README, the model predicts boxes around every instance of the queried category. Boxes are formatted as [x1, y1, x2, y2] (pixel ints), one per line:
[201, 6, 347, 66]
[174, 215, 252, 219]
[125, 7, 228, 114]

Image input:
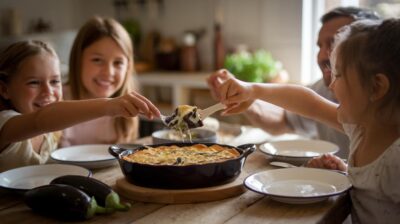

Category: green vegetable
[224, 50, 281, 82]
[121, 19, 141, 46]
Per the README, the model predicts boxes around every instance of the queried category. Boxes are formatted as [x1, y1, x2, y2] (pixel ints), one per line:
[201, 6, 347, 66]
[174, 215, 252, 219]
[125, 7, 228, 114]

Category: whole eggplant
[24, 184, 111, 221]
[50, 175, 130, 211]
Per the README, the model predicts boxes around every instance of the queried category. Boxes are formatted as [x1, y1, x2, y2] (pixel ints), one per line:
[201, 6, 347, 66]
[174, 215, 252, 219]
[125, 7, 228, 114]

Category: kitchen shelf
[137, 71, 211, 113]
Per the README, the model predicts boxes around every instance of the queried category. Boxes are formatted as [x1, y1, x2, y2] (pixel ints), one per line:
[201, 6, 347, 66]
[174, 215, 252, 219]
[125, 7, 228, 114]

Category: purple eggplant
[50, 175, 130, 211]
[24, 184, 111, 221]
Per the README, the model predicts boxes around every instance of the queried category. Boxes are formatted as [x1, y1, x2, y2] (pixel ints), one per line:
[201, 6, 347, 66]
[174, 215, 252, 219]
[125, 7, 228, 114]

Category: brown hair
[0, 40, 58, 110]
[332, 19, 400, 123]
[321, 6, 380, 24]
[68, 16, 138, 142]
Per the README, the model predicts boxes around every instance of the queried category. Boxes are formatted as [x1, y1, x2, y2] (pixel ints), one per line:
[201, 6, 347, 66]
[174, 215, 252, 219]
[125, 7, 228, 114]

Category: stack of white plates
[259, 139, 339, 165]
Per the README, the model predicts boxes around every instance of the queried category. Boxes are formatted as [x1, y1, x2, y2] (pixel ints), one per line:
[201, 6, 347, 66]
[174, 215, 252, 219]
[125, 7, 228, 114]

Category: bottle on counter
[214, 23, 225, 70]
[180, 32, 198, 72]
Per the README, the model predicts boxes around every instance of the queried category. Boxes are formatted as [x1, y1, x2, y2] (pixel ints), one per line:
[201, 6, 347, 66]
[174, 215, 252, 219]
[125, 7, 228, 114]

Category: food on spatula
[164, 105, 203, 130]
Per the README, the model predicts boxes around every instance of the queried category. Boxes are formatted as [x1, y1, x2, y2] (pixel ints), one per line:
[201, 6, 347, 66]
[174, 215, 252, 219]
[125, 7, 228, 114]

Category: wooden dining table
[0, 134, 351, 224]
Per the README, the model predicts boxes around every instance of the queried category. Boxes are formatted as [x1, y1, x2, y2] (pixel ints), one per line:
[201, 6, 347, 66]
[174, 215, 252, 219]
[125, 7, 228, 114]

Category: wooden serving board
[115, 173, 247, 204]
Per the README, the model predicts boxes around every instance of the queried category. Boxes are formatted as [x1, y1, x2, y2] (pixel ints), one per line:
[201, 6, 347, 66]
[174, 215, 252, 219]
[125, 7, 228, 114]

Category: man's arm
[244, 100, 294, 135]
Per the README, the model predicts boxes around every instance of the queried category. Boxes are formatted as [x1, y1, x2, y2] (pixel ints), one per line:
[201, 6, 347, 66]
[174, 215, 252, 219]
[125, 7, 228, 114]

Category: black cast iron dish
[109, 143, 255, 189]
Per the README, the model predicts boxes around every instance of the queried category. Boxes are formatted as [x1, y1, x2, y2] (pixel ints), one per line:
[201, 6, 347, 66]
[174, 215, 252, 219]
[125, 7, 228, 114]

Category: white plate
[51, 144, 117, 169]
[244, 167, 351, 204]
[0, 164, 91, 192]
[259, 139, 339, 165]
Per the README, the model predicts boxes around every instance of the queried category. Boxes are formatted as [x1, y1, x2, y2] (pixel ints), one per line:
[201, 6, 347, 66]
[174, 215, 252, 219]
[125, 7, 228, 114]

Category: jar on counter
[180, 32, 198, 72]
[214, 23, 225, 70]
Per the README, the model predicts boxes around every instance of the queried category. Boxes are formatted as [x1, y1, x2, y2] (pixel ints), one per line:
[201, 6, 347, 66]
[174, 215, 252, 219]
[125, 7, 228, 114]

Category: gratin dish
[109, 143, 255, 189]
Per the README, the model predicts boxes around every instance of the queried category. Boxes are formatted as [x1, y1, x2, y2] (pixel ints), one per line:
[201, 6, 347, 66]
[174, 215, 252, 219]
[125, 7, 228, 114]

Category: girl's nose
[328, 79, 335, 91]
[40, 83, 53, 96]
[103, 62, 115, 77]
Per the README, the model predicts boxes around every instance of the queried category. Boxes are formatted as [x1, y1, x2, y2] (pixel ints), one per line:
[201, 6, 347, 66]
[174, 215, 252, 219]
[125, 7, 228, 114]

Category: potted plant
[224, 49, 286, 83]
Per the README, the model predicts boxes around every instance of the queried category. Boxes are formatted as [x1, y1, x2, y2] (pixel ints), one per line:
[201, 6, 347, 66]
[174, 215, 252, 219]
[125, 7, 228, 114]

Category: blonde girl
[61, 16, 139, 146]
[0, 40, 159, 172]
[211, 19, 400, 223]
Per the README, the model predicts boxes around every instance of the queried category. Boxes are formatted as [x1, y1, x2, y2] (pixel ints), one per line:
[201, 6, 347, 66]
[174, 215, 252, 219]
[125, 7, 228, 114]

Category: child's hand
[207, 69, 254, 115]
[207, 69, 234, 101]
[107, 91, 160, 119]
[218, 77, 254, 115]
[306, 154, 347, 172]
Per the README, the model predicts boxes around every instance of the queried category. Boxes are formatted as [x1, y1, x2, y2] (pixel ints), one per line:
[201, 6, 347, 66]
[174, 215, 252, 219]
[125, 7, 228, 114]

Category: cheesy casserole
[123, 144, 240, 166]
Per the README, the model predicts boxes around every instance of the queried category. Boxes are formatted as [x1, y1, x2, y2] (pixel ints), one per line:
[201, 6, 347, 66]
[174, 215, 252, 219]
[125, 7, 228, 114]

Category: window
[301, 0, 358, 85]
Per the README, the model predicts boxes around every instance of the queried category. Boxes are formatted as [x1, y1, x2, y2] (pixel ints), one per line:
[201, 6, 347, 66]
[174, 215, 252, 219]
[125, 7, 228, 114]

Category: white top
[0, 110, 57, 172]
[285, 79, 350, 158]
[344, 124, 400, 224]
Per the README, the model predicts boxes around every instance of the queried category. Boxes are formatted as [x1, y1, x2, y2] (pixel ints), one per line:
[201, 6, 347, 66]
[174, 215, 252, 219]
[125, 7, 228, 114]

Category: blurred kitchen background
[1, 0, 399, 136]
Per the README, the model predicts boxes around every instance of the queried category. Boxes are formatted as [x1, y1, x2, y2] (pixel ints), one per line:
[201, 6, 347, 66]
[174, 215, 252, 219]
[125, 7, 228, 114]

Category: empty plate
[51, 144, 117, 169]
[0, 164, 91, 192]
[244, 167, 351, 204]
[259, 139, 339, 165]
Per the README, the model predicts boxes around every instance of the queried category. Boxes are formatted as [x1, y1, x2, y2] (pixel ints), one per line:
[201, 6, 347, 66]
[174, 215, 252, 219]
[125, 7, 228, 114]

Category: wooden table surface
[0, 137, 351, 224]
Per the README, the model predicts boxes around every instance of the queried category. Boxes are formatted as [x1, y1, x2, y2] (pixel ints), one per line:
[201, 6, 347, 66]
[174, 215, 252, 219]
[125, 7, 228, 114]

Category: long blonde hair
[68, 16, 138, 142]
[0, 40, 58, 110]
[0, 40, 62, 142]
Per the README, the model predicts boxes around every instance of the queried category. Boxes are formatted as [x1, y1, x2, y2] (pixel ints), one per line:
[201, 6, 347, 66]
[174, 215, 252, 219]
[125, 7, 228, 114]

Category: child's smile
[81, 37, 128, 98]
[2, 53, 62, 113]
[33, 99, 56, 109]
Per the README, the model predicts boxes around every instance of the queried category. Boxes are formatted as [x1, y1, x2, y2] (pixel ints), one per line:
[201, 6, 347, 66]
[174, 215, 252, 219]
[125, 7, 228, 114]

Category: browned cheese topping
[123, 144, 240, 166]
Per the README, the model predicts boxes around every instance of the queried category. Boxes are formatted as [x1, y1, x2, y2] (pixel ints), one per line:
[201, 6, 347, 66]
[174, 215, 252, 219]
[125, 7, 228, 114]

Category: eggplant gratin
[122, 144, 240, 166]
[164, 105, 203, 131]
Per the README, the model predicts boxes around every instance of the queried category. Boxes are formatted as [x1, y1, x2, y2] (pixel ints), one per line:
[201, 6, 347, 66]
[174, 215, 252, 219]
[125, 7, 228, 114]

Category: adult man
[207, 7, 379, 158]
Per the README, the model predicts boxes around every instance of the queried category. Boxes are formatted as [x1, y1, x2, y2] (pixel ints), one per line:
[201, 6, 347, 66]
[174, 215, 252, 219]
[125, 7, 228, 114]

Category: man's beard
[319, 60, 332, 87]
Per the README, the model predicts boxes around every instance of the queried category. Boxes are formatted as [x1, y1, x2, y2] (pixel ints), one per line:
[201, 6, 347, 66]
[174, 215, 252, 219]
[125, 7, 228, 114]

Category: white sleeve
[0, 110, 20, 129]
[380, 142, 400, 203]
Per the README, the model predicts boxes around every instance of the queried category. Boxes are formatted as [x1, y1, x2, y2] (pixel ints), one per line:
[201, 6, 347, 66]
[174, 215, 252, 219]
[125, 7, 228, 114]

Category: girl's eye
[114, 60, 125, 67]
[27, 80, 40, 86]
[50, 79, 61, 85]
[91, 58, 103, 64]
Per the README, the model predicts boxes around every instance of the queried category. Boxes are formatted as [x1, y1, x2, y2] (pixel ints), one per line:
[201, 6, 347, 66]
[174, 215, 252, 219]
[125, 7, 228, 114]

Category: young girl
[60, 16, 140, 147]
[0, 40, 160, 172]
[211, 19, 400, 223]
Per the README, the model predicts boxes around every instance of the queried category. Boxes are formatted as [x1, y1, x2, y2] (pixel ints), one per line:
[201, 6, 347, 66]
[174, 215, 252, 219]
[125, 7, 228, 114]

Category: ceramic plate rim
[259, 139, 339, 159]
[244, 168, 352, 201]
[51, 144, 115, 163]
[0, 164, 91, 192]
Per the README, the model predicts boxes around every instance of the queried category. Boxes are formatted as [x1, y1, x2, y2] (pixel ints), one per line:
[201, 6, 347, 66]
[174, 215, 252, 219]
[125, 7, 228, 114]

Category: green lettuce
[224, 50, 280, 82]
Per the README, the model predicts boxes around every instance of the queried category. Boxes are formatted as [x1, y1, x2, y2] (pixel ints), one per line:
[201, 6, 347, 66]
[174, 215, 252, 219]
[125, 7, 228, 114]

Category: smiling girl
[0, 40, 160, 172]
[60, 17, 140, 146]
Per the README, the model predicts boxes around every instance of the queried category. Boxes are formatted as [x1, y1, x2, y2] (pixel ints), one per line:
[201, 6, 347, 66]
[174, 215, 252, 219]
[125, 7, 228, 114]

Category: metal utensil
[269, 161, 348, 175]
[269, 161, 298, 168]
